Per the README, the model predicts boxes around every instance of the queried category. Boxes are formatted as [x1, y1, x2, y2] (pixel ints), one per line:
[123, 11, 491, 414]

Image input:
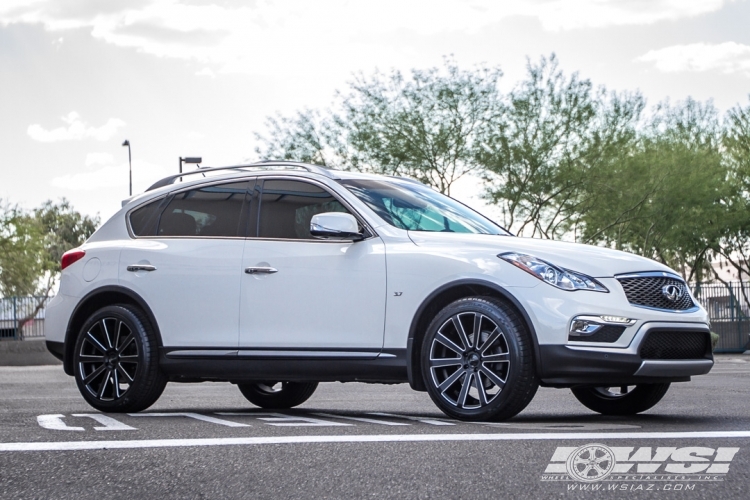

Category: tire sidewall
[420, 297, 529, 420]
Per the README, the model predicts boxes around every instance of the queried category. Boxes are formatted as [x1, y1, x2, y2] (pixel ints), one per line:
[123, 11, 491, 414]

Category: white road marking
[217, 412, 350, 427]
[37, 415, 84, 432]
[312, 413, 410, 426]
[72, 414, 136, 431]
[470, 422, 641, 431]
[4, 431, 750, 452]
[367, 412, 454, 426]
[128, 412, 250, 428]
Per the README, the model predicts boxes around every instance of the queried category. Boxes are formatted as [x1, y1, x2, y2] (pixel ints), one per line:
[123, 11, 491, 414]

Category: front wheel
[237, 381, 318, 409]
[73, 305, 167, 412]
[571, 384, 671, 415]
[421, 297, 538, 421]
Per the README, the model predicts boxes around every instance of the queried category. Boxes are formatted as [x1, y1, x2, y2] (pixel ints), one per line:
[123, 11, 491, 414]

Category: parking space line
[72, 414, 136, 431]
[7, 430, 750, 452]
[312, 413, 411, 426]
[128, 412, 250, 428]
[367, 412, 455, 426]
[218, 412, 350, 427]
[37, 415, 84, 432]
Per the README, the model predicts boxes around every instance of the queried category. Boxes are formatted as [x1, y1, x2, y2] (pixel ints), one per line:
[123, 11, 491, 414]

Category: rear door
[119, 180, 250, 348]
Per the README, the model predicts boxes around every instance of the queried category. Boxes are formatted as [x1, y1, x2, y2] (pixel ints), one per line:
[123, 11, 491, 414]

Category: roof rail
[146, 161, 338, 191]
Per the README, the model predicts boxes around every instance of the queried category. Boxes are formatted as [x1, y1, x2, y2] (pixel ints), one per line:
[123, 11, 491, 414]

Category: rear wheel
[237, 381, 318, 409]
[421, 297, 538, 421]
[571, 384, 671, 415]
[73, 305, 167, 412]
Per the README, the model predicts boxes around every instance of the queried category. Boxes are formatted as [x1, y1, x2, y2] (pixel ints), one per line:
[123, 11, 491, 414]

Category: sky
[1, 0, 750, 222]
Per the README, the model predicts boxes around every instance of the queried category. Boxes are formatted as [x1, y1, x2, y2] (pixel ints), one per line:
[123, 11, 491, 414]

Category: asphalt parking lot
[1, 355, 750, 499]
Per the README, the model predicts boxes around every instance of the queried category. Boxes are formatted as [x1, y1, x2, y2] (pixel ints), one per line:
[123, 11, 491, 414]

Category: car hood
[406, 232, 677, 278]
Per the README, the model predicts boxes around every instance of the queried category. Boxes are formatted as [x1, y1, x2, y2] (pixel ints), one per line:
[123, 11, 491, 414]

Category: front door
[238, 178, 386, 353]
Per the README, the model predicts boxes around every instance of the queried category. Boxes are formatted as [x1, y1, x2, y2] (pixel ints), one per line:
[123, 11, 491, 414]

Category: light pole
[179, 156, 202, 173]
[122, 140, 132, 196]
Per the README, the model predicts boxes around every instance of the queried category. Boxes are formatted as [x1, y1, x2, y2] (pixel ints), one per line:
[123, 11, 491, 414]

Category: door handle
[244, 267, 278, 275]
[127, 264, 157, 272]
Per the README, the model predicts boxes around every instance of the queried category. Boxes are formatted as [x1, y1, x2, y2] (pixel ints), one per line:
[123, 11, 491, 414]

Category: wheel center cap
[467, 353, 481, 368]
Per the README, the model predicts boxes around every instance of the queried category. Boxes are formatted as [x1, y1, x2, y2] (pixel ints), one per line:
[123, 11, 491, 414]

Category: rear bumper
[539, 322, 713, 387]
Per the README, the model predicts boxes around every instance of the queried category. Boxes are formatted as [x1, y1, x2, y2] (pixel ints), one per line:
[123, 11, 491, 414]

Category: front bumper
[539, 322, 713, 386]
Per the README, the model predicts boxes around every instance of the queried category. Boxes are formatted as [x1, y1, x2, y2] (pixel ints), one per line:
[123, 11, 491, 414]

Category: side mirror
[310, 212, 363, 240]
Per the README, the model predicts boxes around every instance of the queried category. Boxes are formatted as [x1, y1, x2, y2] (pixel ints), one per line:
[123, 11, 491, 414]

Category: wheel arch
[62, 286, 162, 375]
[406, 279, 541, 391]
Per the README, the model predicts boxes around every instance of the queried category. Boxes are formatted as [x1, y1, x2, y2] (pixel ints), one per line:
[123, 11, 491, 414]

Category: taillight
[61, 249, 86, 270]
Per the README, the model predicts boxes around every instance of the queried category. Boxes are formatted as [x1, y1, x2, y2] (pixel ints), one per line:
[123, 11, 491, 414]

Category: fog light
[570, 320, 602, 336]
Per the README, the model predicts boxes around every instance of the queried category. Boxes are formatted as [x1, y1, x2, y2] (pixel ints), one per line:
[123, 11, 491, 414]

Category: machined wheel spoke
[472, 314, 483, 346]
[438, 367, 465, 392]
[457, 372, 473, 407]
[429, 357, 463, 368]
[116, 364, 135, 383]
[478, 328, 500, 353]
[435, 332, 465, 355]
[83, 364, 107, 385]
[475, 371, 488, 406]
[117, 333, 135, 354]
[451, 316, 472, 351]
[482, 352, 510, 363]
[114, 321, 124, 352]
[98, 369, 112, 399]
[101, 319, 114, 349]
[85, 332, 108, 354]
[480, 365, 506, 389]
[78, 354, 105, 363]
[112, 369, 121, 399]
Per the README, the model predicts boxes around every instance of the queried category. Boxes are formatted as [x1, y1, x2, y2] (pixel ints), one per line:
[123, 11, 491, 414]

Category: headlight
[498, 252, 609, 292]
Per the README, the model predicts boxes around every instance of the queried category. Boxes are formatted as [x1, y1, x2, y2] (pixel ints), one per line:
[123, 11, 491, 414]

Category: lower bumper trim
[634, 359, 713, 377]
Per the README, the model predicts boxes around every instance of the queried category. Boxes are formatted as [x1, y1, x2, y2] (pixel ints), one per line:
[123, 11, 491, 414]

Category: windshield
[339, 179, 511, 235]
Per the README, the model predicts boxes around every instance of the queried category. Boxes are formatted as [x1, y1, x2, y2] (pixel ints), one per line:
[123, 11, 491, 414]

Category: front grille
[617, 276, 695, 311]
[640, 331, 710, 360]
[568, 325, 625, 343]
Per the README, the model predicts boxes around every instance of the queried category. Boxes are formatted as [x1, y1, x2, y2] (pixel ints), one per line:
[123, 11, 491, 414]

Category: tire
[237, 381, 318, 409]
[571, 384, 671, 415]
[73, 304, 167, 413]
[420, 296, 539, 421]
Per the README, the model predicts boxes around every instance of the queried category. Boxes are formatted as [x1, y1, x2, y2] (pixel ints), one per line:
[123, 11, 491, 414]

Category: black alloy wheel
[74, 305, 167, 412]
[571, 383, 671, 415]
[421, 297, 538, 421]
[237, 381, 318, 409]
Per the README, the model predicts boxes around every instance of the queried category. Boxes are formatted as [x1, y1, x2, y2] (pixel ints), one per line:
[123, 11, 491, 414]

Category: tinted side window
[130, 198, 165, 236]
[258, 180, 349, 239]
[158, 182, 248, 237]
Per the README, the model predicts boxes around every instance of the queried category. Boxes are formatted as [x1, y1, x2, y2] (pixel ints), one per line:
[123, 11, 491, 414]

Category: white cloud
[85, 152, 114, 167]
[27, 112, 126, 142]
[0, 1, 735, 78]
[51, 159, 169, 191]
[636, 42, 750, 76]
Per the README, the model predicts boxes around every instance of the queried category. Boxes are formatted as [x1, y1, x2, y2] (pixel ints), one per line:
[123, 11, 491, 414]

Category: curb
[0, 339, 62, 367]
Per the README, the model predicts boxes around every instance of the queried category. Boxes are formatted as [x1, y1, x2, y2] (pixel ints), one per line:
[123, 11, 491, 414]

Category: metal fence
[0, 296, 52, 340]
[692, 282, 750, 353]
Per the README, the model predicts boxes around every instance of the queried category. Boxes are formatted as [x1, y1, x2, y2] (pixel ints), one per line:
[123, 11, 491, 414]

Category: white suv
[45, 162, 713, 421]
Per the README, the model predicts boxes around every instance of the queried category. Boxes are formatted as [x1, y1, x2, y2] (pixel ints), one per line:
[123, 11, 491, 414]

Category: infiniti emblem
[662, 284, 682, 302]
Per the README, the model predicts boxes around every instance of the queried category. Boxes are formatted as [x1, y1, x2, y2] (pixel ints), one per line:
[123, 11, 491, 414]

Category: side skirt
[159, 347, 408, 384]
